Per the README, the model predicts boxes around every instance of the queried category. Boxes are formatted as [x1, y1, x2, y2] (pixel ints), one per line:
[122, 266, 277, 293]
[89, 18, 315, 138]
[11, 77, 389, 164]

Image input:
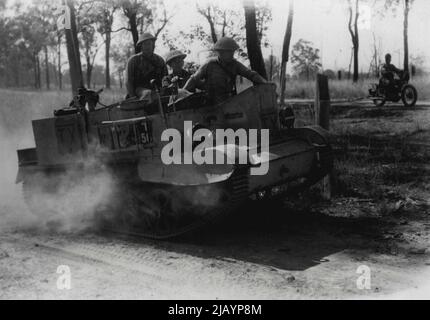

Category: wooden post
[315, 74, 331, 200]
[316, 74, 330, 130]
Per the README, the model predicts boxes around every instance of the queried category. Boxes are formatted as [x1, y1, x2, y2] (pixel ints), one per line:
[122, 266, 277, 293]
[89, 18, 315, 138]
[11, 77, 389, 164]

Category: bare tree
[196, 4, 219, 43]
[94, 0, 120, 89]
[122, 0, 172, 53]
[383, 0, 414, 72]
[111, 42, 133, 89]
[57, 33, 63, 89]
[403, 0, 411, 72]
[347, 0, 359, 82]
[265, 51, 280, 82]
[369, 32, 381, 78]
[192, 2, 271, 61]
[79, 22, 102, 88]
[122, 0, 140, 51]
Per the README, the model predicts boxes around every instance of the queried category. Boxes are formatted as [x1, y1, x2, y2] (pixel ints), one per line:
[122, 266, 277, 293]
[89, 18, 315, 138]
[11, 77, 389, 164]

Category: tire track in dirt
[1, 231, 306, 299]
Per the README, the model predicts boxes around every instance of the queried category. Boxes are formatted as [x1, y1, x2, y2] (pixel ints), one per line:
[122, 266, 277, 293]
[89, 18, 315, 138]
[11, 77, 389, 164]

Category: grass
[284, 78, 372, 100]
[330, 108, 430, 206]
[335, 144, 430, 191]
[276, 75, 430, 100]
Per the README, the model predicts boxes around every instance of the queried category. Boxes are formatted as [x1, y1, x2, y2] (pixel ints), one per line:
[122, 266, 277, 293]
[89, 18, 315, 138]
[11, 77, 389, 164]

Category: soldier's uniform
[380, 59, 402, 92]
[162, 50, 191, 88]
[184, 37, 266, 105]
[126, 33, 168, 98]
[381, 63, 401, 79]
[163, 69, 191, 89]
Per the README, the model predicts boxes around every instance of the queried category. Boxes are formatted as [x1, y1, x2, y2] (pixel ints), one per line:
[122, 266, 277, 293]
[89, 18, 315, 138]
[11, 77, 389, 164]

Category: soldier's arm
[381, 64, 389, 75]
[126, 56, 136, 97]
[183, 63, 208, 92]
[235, 61, 267, 84]
[393, 65, 402, 74]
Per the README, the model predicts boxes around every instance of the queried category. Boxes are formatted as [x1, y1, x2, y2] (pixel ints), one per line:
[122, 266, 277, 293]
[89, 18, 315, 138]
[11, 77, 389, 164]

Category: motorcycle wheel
[401, 84, 417, 107]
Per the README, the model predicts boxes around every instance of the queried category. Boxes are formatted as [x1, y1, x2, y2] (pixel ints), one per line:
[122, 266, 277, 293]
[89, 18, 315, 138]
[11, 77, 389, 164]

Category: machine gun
[54, 87, 104, 116]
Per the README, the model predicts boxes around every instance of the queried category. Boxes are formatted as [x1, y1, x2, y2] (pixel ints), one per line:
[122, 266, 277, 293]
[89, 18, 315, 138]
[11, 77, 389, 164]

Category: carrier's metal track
[95, 166, 250, 240]
[21, 133, 333, 240]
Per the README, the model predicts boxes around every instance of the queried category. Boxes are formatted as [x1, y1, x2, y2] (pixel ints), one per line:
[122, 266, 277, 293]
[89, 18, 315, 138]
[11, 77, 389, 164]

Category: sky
[4, 0, 430, 74]
[161, 0, 430, 73]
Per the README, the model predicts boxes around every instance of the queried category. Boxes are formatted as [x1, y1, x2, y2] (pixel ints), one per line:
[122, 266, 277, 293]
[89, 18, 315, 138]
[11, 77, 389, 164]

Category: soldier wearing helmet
[126, 32, 168, 99]
[183, 37, 266, 105]
[162, 50, 191, 88]
[380, 53, 403, 92]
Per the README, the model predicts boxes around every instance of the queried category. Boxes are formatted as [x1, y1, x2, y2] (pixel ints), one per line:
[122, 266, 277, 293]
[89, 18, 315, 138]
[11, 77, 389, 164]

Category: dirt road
[1, 199, 429, 299]
[0, 99, 429, 299]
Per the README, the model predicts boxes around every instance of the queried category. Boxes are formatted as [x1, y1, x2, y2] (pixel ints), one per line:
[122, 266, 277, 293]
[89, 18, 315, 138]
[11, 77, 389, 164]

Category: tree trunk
[353, 0, 359, 82]
[58, 33, 62, 90]
[15, 69, 20, 87]
[119, 70, 123, 89]
[348, 0, 359, 83]
[279, 0, 294, 107]
[65, 0, 84, 95]
[403, 0, 409, 72]
[44, 46, 50, 90]
[36, 53, 41, 89]
[348, 48, 353, 80]
[33, 52, 38, 89]
[128, 13, 139, 53]
[353, 44, 359, 82]
[269, 54, 273, 81]
[86, 56, 92, 88]
[207, 12, 218, 43]
[122, 1, 139, 52]
[13, 57, 20, 87]
[243, 0, 267, 79]
[105, 31, 111, 89]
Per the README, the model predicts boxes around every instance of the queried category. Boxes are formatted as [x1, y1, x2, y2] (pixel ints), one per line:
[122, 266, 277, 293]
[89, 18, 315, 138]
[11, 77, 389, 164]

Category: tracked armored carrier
[16, 84, 332, 238]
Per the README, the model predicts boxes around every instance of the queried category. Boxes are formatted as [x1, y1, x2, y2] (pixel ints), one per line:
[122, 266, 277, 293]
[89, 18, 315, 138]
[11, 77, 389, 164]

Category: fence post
[315, 74, 331, 200]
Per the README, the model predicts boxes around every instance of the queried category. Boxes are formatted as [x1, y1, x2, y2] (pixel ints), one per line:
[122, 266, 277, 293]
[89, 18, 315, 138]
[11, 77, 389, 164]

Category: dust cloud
[0, 125, 36, 231]
[0, 93, 117, 233]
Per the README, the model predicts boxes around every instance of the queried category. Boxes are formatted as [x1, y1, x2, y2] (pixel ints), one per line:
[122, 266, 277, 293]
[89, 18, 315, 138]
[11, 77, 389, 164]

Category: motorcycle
[368, 70, 418, 107]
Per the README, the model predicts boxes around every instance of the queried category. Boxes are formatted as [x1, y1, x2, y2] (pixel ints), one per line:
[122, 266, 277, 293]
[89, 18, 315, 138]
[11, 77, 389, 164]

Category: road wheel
[97, 181, 234, 239]
[401, 84, 417, 107]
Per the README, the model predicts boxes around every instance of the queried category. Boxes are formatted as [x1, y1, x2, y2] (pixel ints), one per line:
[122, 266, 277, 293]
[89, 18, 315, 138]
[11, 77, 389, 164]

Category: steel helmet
[165, 50, 187, 64]
[137, 32, 157, 46]
[213, 37, 239, 51]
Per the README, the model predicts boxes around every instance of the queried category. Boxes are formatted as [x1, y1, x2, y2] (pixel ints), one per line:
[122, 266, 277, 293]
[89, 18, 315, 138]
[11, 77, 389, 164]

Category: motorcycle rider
[126, 32, 168, 99]
[183, 37, 267, 105]
[380, 53, 402, 92]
